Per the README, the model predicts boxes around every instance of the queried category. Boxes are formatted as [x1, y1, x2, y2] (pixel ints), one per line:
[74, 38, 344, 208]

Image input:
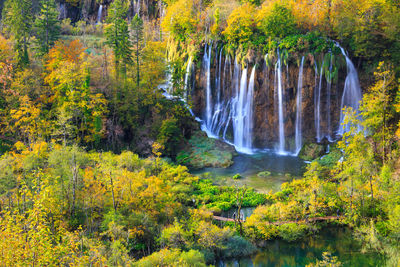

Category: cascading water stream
[210, 48, 223, 132]
[244, 67, 255, 150]
[136, 0, 141, 15]
[276, 50, 285, 154]
[295, 56, 304, 155]
[216, 55, 231, 137]
[315, 60, 324, 142]
[59, 3, 67, 20]
[233, 68, 248, 150]
[191, 42, 362, 157]
[200, 47, 254, 153]
[183, 56, 192, 101]
[326, 53, 333, 141]
[336, 44, 363, 135]
[204, 44, 212, 129]
[97, 5, 103, 24]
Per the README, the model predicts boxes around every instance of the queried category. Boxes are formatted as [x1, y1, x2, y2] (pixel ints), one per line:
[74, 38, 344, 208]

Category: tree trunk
[71, 154, 78, 217]
[110, 171, 117, 211]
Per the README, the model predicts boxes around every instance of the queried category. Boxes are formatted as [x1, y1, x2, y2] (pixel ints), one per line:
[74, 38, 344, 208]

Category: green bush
[278, 223, 309, 242]
[223, 3, 259, 50]
[133, 248, 206, 267]
[257, 171, 271, 177]
[258, 3, 298, 39]
[232, 173, 242, 179]
[221, 235, 257, 258]
[157, 118, 184, 157]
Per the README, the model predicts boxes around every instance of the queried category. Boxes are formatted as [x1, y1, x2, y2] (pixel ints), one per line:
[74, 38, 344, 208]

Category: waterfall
[216, 55, 230, 138]
[231, 66, 255, 153]
[276, 51, 285, 154]
[59, 3, 67, 20]
[336, 45, 362, 135]
[183, 56, 192, 101]
[159, 66, 196, 117]
[315, 60, 324, 142]
[295, 56, 304, 155]
[203, 45, 212, 129]
[244, 67, 255, 150]
[199, 45, 254, 153]
[96, 5, 103, 24]
[136, 0, 141, 15]
[192, 42, 362, 156]
[326, 53, 333, 141]
[233, 68, 248, 150]
[210, 48, 224, 133]
[222, 57, 241, 142]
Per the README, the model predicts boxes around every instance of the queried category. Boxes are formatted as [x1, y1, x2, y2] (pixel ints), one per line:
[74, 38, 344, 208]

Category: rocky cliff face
[191, 47, 349, 152]
[56, 0, 162, 23]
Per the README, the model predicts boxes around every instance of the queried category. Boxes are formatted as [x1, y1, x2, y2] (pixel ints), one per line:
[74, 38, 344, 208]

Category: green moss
[177, 131, 236, 169]
[298, 143, 325, 161]
[232, 173, 242, 180]
[257, 171, 271, 177]
[316, 145, 342, 168]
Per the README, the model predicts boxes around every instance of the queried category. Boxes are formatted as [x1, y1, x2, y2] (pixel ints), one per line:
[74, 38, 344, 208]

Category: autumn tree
[33, 0, 61, 57]
[361, 62, 397, 163]
[8, 95, 42, 145]
[45, 41, 107, 145]
[0, 35, 14, 95]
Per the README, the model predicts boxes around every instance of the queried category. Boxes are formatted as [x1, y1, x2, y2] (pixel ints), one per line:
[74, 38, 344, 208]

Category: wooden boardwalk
[213, 215, 342, 225]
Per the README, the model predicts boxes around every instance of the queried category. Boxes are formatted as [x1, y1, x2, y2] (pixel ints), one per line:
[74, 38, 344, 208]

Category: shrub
[158, 222, 188, 249]
[61, 18, 73, 35]
[133, 248, 206, 267]
[161, 0, 199, 43]
[257, 3, 298, 39]
[232, 173, 242, 179]
[257, 171, 271, 177]
[223, 3, 259, 50]
[157, 118, 184, 157]
[278, 223, 309, 242]
[221, 235, 257, 258]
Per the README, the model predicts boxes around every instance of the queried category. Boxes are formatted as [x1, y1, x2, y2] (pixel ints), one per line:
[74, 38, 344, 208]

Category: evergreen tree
[105, 0, 133, 79]
[2, 0, 33, 67]
[33, 0, 60, 57]
[131, 14, 144, 88]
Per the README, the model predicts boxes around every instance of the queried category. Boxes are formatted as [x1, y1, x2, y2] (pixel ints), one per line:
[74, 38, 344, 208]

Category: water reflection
[219, 227, 384, 267]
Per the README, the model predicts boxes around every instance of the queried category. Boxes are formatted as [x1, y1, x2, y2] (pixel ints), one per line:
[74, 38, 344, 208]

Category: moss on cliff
[176, 131, 237, 169]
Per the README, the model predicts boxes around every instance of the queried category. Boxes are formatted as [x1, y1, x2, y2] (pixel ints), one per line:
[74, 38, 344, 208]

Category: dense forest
[0, 0, 399, 266]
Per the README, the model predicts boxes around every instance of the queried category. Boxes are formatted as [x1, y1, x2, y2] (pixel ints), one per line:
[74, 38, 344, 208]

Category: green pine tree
[2, 0, 33, 67]
[131, 14, 144, 88]
[34, 0, 61, 57]
[105, 0, 133, 79]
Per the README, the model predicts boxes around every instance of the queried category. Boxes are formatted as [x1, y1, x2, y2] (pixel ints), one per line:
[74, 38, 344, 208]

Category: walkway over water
[213, 215, 343, 225]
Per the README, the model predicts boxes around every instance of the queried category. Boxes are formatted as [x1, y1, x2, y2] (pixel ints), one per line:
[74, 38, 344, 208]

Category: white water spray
[315, 60, 324, 142]
[183, 56, 192, 100]
[336, 44, 362, 135]
[204, 45, 212, 128]
[276, 50, 285, 154]
[295, 56, 304, 155]
[96, 4, 103, 24]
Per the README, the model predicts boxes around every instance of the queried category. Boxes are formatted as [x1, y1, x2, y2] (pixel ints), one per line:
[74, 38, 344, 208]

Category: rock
[298, 142, 325, 161]
[176, 131, 237, 169]
[257, 171, 271, 177]
[232, 173, 242, 180]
